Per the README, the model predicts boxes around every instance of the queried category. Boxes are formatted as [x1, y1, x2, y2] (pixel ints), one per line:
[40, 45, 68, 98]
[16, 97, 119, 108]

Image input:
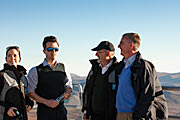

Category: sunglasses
[46, 47, 59, 52]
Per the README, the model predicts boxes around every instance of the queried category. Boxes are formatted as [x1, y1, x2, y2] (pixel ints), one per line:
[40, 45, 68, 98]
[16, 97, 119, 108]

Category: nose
[118, 43, 120, 48]
[52, 49, 56, 53]
[95, 52, 98, 56]
[9, 55, 14, 60]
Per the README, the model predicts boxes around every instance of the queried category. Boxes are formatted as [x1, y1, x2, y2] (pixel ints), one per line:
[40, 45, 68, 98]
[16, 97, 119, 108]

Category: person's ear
[43, 49, 46, 54]
[106, 51, 110, 56]
[19, 56, 21, 62]
[130, 42, 134, 49]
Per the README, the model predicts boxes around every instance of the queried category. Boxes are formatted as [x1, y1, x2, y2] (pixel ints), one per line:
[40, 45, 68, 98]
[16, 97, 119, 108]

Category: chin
[10, 64, 17, 67]
[10, 63, 14, 66]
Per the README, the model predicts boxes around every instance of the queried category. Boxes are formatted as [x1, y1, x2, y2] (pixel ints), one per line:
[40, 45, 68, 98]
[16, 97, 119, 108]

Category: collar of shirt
[124, 54, 137, 68]
[43, 59, 57, 69]
[99, 59, 113, 74]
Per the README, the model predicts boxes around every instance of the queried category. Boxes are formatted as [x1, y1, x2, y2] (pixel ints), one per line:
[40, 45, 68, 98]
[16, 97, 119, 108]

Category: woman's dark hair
[6, 46, 21, 58]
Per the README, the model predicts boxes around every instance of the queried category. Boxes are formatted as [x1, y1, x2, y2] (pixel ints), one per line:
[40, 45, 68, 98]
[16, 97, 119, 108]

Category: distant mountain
[71, 72, 180, 86]
[157, 72, 180, 86]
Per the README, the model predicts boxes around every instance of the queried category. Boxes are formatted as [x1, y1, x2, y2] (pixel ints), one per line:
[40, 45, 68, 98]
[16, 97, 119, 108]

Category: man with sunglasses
[27, 36, 72, 120]
[82, 41, 118, 120]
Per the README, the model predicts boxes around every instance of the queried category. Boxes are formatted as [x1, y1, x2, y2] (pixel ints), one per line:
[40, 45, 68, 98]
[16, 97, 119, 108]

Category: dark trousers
[37, 105, 67, 120]
[91, 112, 105, 120]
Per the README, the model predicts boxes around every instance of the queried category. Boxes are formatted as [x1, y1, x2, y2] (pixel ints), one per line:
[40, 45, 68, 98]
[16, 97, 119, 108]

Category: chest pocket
[108, 70, 116, 90]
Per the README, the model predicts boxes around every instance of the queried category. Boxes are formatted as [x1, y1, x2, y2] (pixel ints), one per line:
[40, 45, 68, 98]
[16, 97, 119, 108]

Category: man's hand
[83, 114, 88, 120]
[26, 105, 32, 112]
[7, 107, 17, 117]
[64, 88, 72, 100]
[44, 99, 59, 108]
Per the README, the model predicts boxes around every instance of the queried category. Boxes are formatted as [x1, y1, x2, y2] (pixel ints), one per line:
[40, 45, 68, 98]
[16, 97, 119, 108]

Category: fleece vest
[92, 67, 106, 114]
[35, 63, 68, 106]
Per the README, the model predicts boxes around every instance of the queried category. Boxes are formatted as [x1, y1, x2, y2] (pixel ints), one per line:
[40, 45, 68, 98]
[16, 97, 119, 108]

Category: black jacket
[0, 64, 34, 120]
[82, 57, 118, 120]
[115, 52, 168, 120]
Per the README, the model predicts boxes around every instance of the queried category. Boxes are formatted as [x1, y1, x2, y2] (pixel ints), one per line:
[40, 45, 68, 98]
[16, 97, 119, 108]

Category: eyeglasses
[46, 47, 59, 52]
[97, 51, 107, 54]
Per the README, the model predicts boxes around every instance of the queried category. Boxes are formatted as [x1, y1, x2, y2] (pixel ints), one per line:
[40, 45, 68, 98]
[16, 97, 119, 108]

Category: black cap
[91, 41, 115, 51]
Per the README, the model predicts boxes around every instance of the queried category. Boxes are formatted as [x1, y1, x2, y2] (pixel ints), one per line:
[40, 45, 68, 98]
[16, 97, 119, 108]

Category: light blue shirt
[124, 54, 136, 68]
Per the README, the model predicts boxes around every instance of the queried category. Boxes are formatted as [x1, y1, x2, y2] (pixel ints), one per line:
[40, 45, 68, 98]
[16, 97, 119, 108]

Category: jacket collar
[131, 52, 142, 68]
[119, 52, 142, 70]
[3, 63, 27, 75]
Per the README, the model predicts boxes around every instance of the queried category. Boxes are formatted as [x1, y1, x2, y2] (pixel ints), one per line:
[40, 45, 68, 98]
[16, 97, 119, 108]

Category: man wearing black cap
[82, 41, 118, 120]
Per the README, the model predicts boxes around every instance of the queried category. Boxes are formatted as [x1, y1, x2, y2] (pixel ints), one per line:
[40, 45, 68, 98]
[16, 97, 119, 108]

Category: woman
[0, 46, 34, 120]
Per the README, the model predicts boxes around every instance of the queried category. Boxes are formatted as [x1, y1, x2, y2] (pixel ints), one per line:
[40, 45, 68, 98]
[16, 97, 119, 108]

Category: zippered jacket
[115, 52, 168, 120]
[0, 64, 34, 120]
[82, 57, 118, 120]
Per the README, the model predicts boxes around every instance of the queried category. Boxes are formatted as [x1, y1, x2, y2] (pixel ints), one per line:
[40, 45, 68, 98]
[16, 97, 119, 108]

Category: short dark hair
[6, 46, 21, 58]
[43, 36, 59, 49]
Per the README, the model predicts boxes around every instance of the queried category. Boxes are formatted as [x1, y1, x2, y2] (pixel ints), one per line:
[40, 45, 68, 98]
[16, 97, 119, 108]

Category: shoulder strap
[36, 63, 43, 72]
[35, 64, 43, 87]
[58, 63, 65, 72]
[36, 63, 43, 77]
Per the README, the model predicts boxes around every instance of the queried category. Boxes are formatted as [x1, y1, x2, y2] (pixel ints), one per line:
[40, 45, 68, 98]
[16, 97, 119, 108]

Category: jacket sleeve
[132, 62, 157, 119]
[82, 68, 93, 113]
[0, 73, 4, 96]
[25, 95, 34, 108]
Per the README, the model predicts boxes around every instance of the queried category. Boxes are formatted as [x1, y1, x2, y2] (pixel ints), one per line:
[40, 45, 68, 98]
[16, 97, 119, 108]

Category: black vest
[92, 67, 106, 114]
[35, 63, 67, 101]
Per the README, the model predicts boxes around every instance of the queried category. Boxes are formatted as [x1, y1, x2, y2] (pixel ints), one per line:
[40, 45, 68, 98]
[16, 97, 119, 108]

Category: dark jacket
[82, 57, 118, 120]
[0, 64, 34, 120]
[115, 52, 168, 120]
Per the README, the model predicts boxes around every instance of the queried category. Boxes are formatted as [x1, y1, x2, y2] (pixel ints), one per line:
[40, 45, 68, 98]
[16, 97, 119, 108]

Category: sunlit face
[43, 42, 59, 61]
[6, 49, 21, 67]
[96, 49, 107, 64]
[118, 36, 131, 57]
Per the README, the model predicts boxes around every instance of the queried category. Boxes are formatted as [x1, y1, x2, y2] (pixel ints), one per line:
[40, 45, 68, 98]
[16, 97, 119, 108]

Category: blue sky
[0, 0, 180, 76]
